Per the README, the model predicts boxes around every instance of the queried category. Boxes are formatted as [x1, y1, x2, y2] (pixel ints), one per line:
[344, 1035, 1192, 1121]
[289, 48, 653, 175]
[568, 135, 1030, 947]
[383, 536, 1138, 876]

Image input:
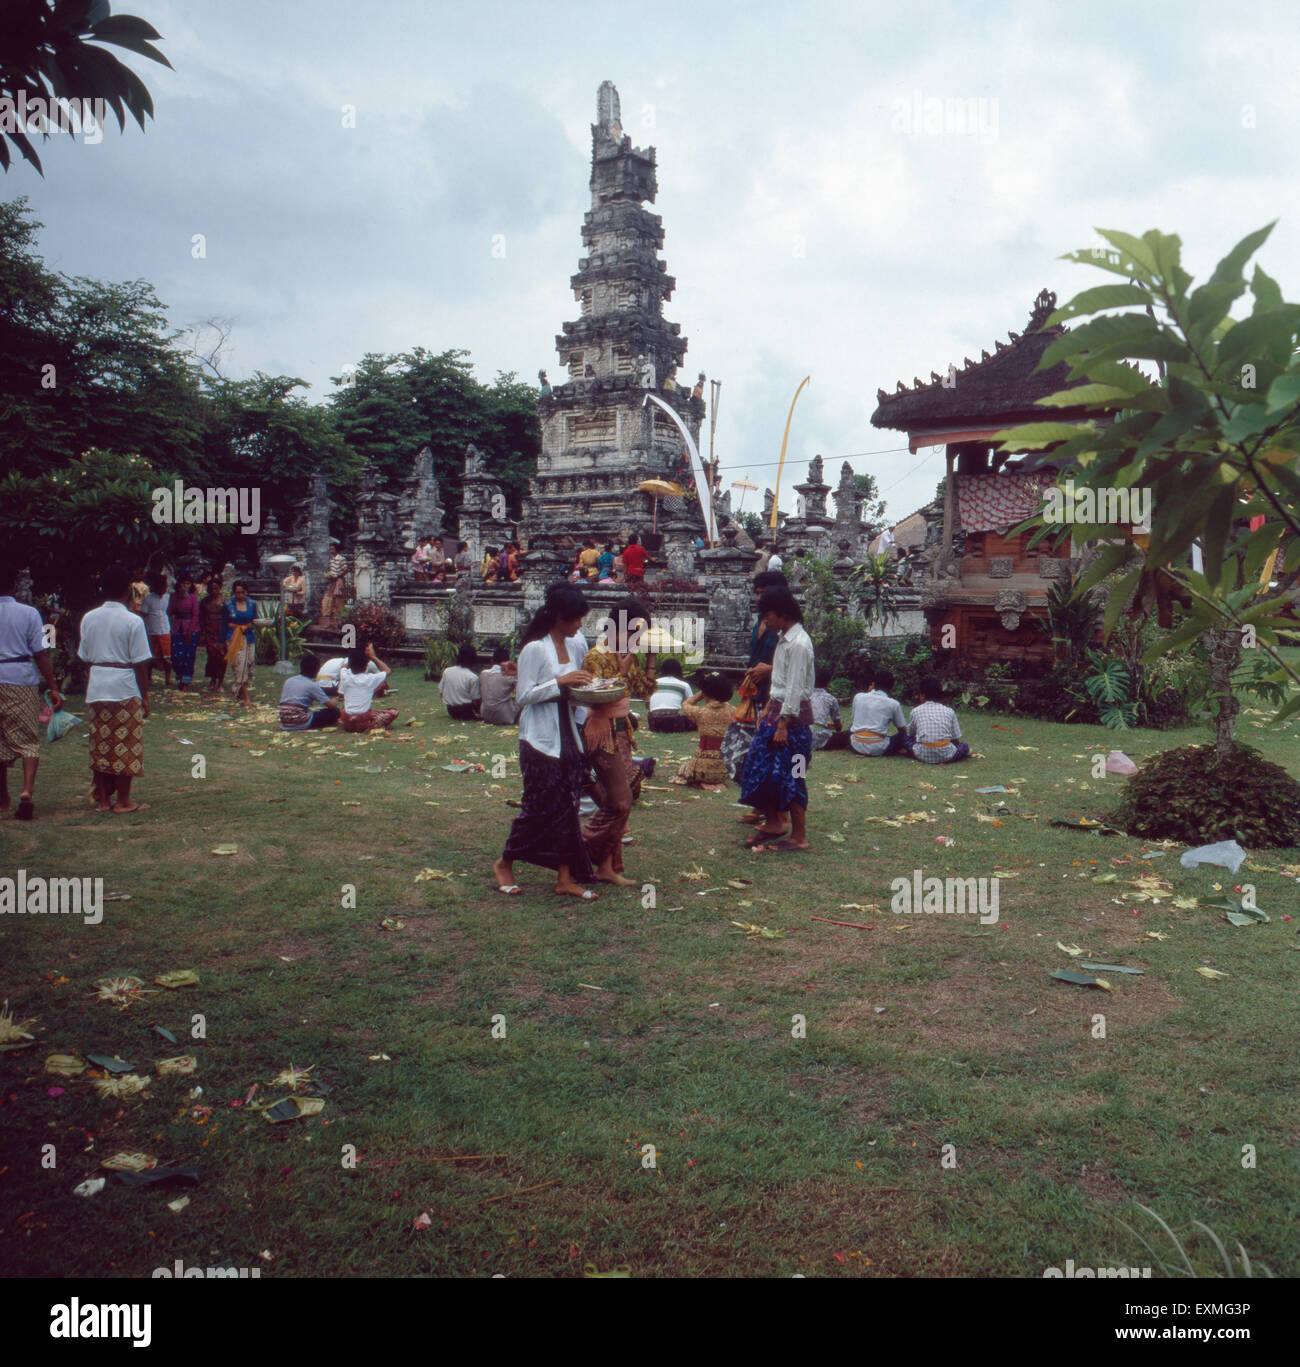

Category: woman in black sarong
[492, 585, 598, 899]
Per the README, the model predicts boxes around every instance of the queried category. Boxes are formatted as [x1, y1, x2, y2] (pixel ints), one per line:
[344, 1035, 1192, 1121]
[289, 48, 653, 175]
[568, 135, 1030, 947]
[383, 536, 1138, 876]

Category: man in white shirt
[316, 654, 383, 695]
[77, 565, 154, 814]
[0, 561, 63, 821]
[766, 545, 784, 574]
[740, 584, 815, 851]
[337, 646, 399, 732]
[438, 644, 482, 720]
[647, 659, 695, 732]
[849, 668, 910, 757]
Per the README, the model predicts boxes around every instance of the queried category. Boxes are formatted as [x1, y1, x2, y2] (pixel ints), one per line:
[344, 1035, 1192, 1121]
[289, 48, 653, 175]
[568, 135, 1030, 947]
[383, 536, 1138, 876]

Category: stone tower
[525, 80, 705, 544]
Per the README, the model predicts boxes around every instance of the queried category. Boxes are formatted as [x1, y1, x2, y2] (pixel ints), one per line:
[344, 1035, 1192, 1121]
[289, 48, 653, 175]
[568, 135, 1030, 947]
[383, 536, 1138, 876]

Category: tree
[0, 447, 198, 607]
[853, 470, 886, 536]
[1005, 224, 1300, 757]
[328, 348, 539, 517]
[0, 0, 171, 174]
[738, 510, 765, 543]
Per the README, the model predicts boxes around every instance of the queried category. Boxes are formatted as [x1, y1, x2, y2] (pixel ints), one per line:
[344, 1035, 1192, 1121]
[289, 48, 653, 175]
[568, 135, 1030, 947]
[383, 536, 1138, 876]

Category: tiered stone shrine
[525, 81, 707, 547]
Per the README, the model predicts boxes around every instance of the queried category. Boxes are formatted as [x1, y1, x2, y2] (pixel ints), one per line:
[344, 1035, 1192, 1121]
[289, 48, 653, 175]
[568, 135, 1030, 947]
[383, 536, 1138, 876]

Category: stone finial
[597, 81, 621, 134]
[1028, 287, 1058, 332]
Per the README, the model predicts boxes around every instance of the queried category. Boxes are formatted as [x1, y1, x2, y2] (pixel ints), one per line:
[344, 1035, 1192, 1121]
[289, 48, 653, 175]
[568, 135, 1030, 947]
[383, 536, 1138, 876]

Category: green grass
[1, 672, 1297, 1277]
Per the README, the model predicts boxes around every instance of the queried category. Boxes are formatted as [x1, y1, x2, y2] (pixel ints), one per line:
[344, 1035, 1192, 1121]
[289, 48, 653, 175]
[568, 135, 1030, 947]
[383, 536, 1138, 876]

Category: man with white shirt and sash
[77, 565, 154, 814]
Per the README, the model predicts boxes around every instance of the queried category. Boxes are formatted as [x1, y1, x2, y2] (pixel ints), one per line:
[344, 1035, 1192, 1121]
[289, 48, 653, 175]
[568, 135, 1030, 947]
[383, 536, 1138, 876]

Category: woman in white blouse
[493, 585, 599, 899]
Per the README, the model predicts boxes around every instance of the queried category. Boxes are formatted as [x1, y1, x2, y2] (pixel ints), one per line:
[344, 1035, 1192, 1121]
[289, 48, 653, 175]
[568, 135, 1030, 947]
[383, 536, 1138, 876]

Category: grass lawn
[1, 668, 1297, 1278]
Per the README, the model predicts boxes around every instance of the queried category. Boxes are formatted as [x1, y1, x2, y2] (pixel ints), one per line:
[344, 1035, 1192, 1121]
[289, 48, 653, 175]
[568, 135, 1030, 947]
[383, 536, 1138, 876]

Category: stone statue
[465, 443, 486, 478]
[692, 372, 705, 401]
[538, 369, 551, 397]
[635, 354, 655, 390]
[807, 454, 824, 486]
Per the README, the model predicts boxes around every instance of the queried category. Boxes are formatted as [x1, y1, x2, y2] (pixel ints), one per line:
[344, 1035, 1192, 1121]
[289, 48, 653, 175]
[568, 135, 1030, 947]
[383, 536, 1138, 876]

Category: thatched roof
[870, 289, 1094, 432]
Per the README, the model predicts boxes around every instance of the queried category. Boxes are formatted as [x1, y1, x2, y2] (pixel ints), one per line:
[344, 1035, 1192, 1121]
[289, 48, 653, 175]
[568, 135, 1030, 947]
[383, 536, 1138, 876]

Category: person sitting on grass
[906, 673, 969, 764]
[674, 671, 734, 788]
[810, 664, 847, 751]
[316, 652, 384, 696]
[439, 643, 481, 721]
[479, 646, 519, 725]
[337, 645, 399, 733]
[278, 652, 341, 731]
[647, 658, 696, 732]
[849, 667, 910, 757]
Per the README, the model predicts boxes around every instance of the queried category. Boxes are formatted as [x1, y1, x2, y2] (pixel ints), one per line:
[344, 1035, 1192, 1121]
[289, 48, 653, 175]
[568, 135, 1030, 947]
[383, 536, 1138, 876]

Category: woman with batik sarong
[493, 584, 598, 900]
[200, 574, 227, 694]
[168, 574, 200, 691]
[222, 582, 257, 707]
[741, 584, 815, 852]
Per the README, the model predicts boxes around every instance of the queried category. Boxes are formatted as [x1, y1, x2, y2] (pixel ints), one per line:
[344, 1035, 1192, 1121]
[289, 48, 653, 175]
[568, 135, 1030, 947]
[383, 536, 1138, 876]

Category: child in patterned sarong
[740, 586, 815, 852]
[674, 672, 733, 789]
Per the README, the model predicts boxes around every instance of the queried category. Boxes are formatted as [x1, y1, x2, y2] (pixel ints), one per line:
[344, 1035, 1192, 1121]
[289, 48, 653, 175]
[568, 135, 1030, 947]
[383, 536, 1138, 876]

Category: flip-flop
[112, 802, 151, 815]
[15, 797, 34, 821]
[496, 884, 523, 895]
[744, 831, 789, 849]
[763, 840, 810, 854]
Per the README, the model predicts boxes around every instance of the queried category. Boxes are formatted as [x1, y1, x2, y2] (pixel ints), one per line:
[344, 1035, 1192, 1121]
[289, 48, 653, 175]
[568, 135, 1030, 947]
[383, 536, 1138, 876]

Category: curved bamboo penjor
[642, 393, 715, 540]
[771, 376, 810, 529]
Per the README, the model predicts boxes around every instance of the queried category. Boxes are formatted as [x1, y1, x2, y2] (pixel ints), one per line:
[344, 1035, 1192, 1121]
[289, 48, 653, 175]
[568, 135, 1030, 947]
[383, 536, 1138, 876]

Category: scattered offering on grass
[156, 1055, 197, 1076]
[93, 977, 151, 1010]
[1195, 967, 1229, 979]
[44, 1053, 85, 1075]
[414, 868, 457, 882]
[1050, 970, 1112, 991]
[0, 1000, 37, 1049]
[73, 1178, 106, 1198]
[154, 970, 200, 990]
[92, 1073, 151, 1099]
[258, 1095, 325, 1123]
[101, 1152, 156, 1172]
[211, 844, 238, 855]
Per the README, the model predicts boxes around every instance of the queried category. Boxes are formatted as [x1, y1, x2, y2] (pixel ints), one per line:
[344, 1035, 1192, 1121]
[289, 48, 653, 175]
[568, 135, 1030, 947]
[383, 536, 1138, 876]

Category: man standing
[321, 541, 347, 624]
[78, 565, 153, 815]
[0, 561, 63, 821]
[740, 584, 815, 852]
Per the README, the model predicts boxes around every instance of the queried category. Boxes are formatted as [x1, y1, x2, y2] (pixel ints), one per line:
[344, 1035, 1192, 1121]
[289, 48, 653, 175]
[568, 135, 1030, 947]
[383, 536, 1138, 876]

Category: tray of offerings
[567, 679, 628, 707]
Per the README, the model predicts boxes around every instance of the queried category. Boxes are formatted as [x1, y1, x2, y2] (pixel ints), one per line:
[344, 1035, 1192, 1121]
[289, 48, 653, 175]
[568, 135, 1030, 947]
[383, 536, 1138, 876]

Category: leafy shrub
[1083, 650, 1138, 729]
[347, 602, 407, 652]
[423, 637, 456, 680]
[1111, 742, 1300, 847]
[828, 676, 853, 701]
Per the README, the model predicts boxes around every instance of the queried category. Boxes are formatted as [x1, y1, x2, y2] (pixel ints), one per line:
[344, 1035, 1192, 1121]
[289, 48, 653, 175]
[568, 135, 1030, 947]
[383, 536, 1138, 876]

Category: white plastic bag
[1179, 840, 1247, 873]
[1105, 750, 1138, 775]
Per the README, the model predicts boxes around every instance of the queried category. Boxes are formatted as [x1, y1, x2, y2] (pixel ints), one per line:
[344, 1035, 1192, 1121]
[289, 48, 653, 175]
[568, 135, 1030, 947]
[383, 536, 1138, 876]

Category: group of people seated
[481, 543, 523, 583]
[277, 647, 400, 733]
[804, 666, 969, 763]
[568, 534, 651, 586]
[436, 644, 521, 725]
[411, 538, 473, 582]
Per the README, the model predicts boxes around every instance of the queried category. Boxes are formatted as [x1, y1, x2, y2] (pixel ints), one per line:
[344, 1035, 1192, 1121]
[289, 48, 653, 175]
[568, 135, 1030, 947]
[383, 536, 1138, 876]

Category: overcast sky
[8, 0, 1300, 524]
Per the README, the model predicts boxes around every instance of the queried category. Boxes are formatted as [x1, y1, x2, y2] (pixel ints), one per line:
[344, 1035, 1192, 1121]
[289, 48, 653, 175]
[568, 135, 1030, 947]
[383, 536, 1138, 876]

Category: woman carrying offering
[222, 581, 257, 707]
[493, 585, 598, 900]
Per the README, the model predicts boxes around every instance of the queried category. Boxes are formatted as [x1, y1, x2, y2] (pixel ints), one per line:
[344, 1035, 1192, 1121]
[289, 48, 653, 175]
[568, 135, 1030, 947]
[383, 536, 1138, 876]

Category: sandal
[496, 884, 523, 895]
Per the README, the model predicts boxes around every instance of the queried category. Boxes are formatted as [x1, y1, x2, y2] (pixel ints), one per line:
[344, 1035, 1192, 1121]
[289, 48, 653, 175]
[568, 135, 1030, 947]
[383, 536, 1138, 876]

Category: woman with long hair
[222, 581, 257, 707]
[168, 573, 200, 691]
[493, 584, 598, 900]
[200, 572, 227, 695]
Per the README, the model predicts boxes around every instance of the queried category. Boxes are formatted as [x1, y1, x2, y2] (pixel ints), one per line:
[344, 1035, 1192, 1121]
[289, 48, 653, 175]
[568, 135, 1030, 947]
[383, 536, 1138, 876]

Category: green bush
[1111, 742, 1300, 847]
[346, 602, 407, 652]
[828, 676, 853, 701]
[423, 637, 456, 680]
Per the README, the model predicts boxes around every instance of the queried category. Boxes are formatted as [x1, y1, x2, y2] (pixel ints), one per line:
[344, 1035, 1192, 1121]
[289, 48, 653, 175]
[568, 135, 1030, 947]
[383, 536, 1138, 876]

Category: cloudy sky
[9, 0, 1300, 525]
